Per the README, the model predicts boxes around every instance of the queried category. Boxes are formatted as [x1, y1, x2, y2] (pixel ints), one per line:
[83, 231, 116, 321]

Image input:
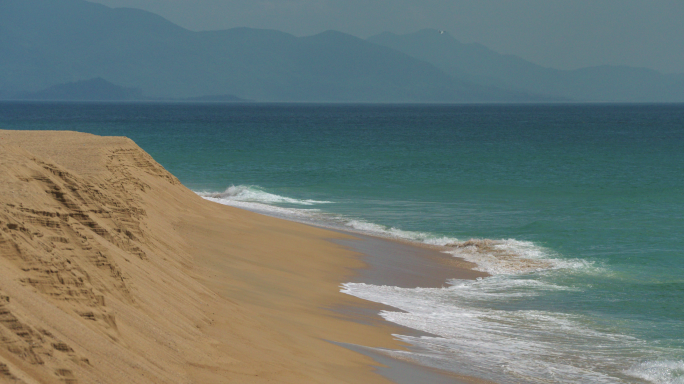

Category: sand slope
[0, 130, 398, 384]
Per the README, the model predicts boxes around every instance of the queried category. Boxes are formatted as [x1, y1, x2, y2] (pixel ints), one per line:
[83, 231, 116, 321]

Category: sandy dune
[0, 130, 404, 384]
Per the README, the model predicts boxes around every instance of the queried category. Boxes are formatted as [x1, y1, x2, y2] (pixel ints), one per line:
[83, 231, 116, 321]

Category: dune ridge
[0, 130, 400, 384]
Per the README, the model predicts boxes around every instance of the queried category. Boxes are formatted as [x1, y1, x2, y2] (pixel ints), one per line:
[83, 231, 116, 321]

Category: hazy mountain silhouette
[4, 1, 678, 103]
[185, 95, 249, 102]
[368, 29, 684, 102]
[0, 0, 547, 103]
[18, 77, 142, 101]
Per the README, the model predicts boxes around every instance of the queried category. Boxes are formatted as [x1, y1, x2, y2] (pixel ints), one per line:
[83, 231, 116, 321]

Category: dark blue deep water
[2, 102, 683, 383]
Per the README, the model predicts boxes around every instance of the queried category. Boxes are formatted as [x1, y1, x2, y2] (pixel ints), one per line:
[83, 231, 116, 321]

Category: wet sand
[327, 231, 493, 384]
[333, 232, 488, 288]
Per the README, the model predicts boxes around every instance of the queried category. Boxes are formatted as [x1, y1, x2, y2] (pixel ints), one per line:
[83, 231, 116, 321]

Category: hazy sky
[89, 0, 684, 74]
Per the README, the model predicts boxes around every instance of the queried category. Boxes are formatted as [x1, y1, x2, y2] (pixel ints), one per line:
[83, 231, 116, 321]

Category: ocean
[2, 102, 683, 383]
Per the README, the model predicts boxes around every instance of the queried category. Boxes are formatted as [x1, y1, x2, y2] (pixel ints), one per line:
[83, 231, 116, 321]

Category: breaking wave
[443, 238, 597, 275]
[197, 186, 591, 276]
[197, 185, 332, 206]
[626, 360, 684, 384]
[342, 280, 680, 383]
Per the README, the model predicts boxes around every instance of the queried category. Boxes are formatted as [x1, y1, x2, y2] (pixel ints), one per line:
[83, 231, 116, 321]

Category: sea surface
[2, 102, 683, 383]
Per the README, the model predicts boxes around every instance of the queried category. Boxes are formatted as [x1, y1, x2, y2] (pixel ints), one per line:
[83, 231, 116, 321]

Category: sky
[88, 0, 684, 74]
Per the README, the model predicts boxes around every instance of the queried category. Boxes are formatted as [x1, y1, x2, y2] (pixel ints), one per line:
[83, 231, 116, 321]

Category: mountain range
[1, 0, 682, 103]
[369, 30, 684, 103]
[17, 77, 142, 101]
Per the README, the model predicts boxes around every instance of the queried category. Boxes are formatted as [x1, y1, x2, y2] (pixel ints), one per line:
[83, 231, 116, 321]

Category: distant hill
[185, 94, 249, 102]
[19, 77, 142, 101]
[0, 0, 545, 103]
[3, 1, 679, 103]
[368, 29, 684, 102]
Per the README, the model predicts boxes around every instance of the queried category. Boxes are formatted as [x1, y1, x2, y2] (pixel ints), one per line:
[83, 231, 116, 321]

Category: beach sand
[0, 130, 490, 383]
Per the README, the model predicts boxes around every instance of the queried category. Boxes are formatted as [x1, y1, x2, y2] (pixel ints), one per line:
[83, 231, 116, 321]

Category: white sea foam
[344, 219, 457, 245]
[197, 187, 459, 242]
[342, 280, 668, 383]
[443, 238, 597, 275]
[197, 185, 332, 206]
[343, 224, 598, 277]
[626, 360, 684, 384]
[201, 196, 319, 219]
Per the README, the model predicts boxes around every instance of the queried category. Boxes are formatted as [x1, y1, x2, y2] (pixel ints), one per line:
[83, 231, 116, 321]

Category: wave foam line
[626, 360, 684, 384]
[197, 185, 593, 275]
[443, 238, 596, 275]
[197, 186, 595, 276]
[342, 281, 678, 384]
[197, 185, 332, 206]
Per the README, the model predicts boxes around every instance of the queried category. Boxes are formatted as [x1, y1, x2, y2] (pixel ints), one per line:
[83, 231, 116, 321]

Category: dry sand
[0, 130, 490, 384]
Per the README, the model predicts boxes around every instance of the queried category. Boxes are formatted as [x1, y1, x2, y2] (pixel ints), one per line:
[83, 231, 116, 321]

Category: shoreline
[330, 231, 489, 288]
[187, 198, 495, 384]
[322, 229, 494, 384]
[0, 129, 491, 383]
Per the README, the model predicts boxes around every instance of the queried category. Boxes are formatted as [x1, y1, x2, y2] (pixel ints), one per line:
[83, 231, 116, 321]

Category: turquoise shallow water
[2, 102, 683, 383]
